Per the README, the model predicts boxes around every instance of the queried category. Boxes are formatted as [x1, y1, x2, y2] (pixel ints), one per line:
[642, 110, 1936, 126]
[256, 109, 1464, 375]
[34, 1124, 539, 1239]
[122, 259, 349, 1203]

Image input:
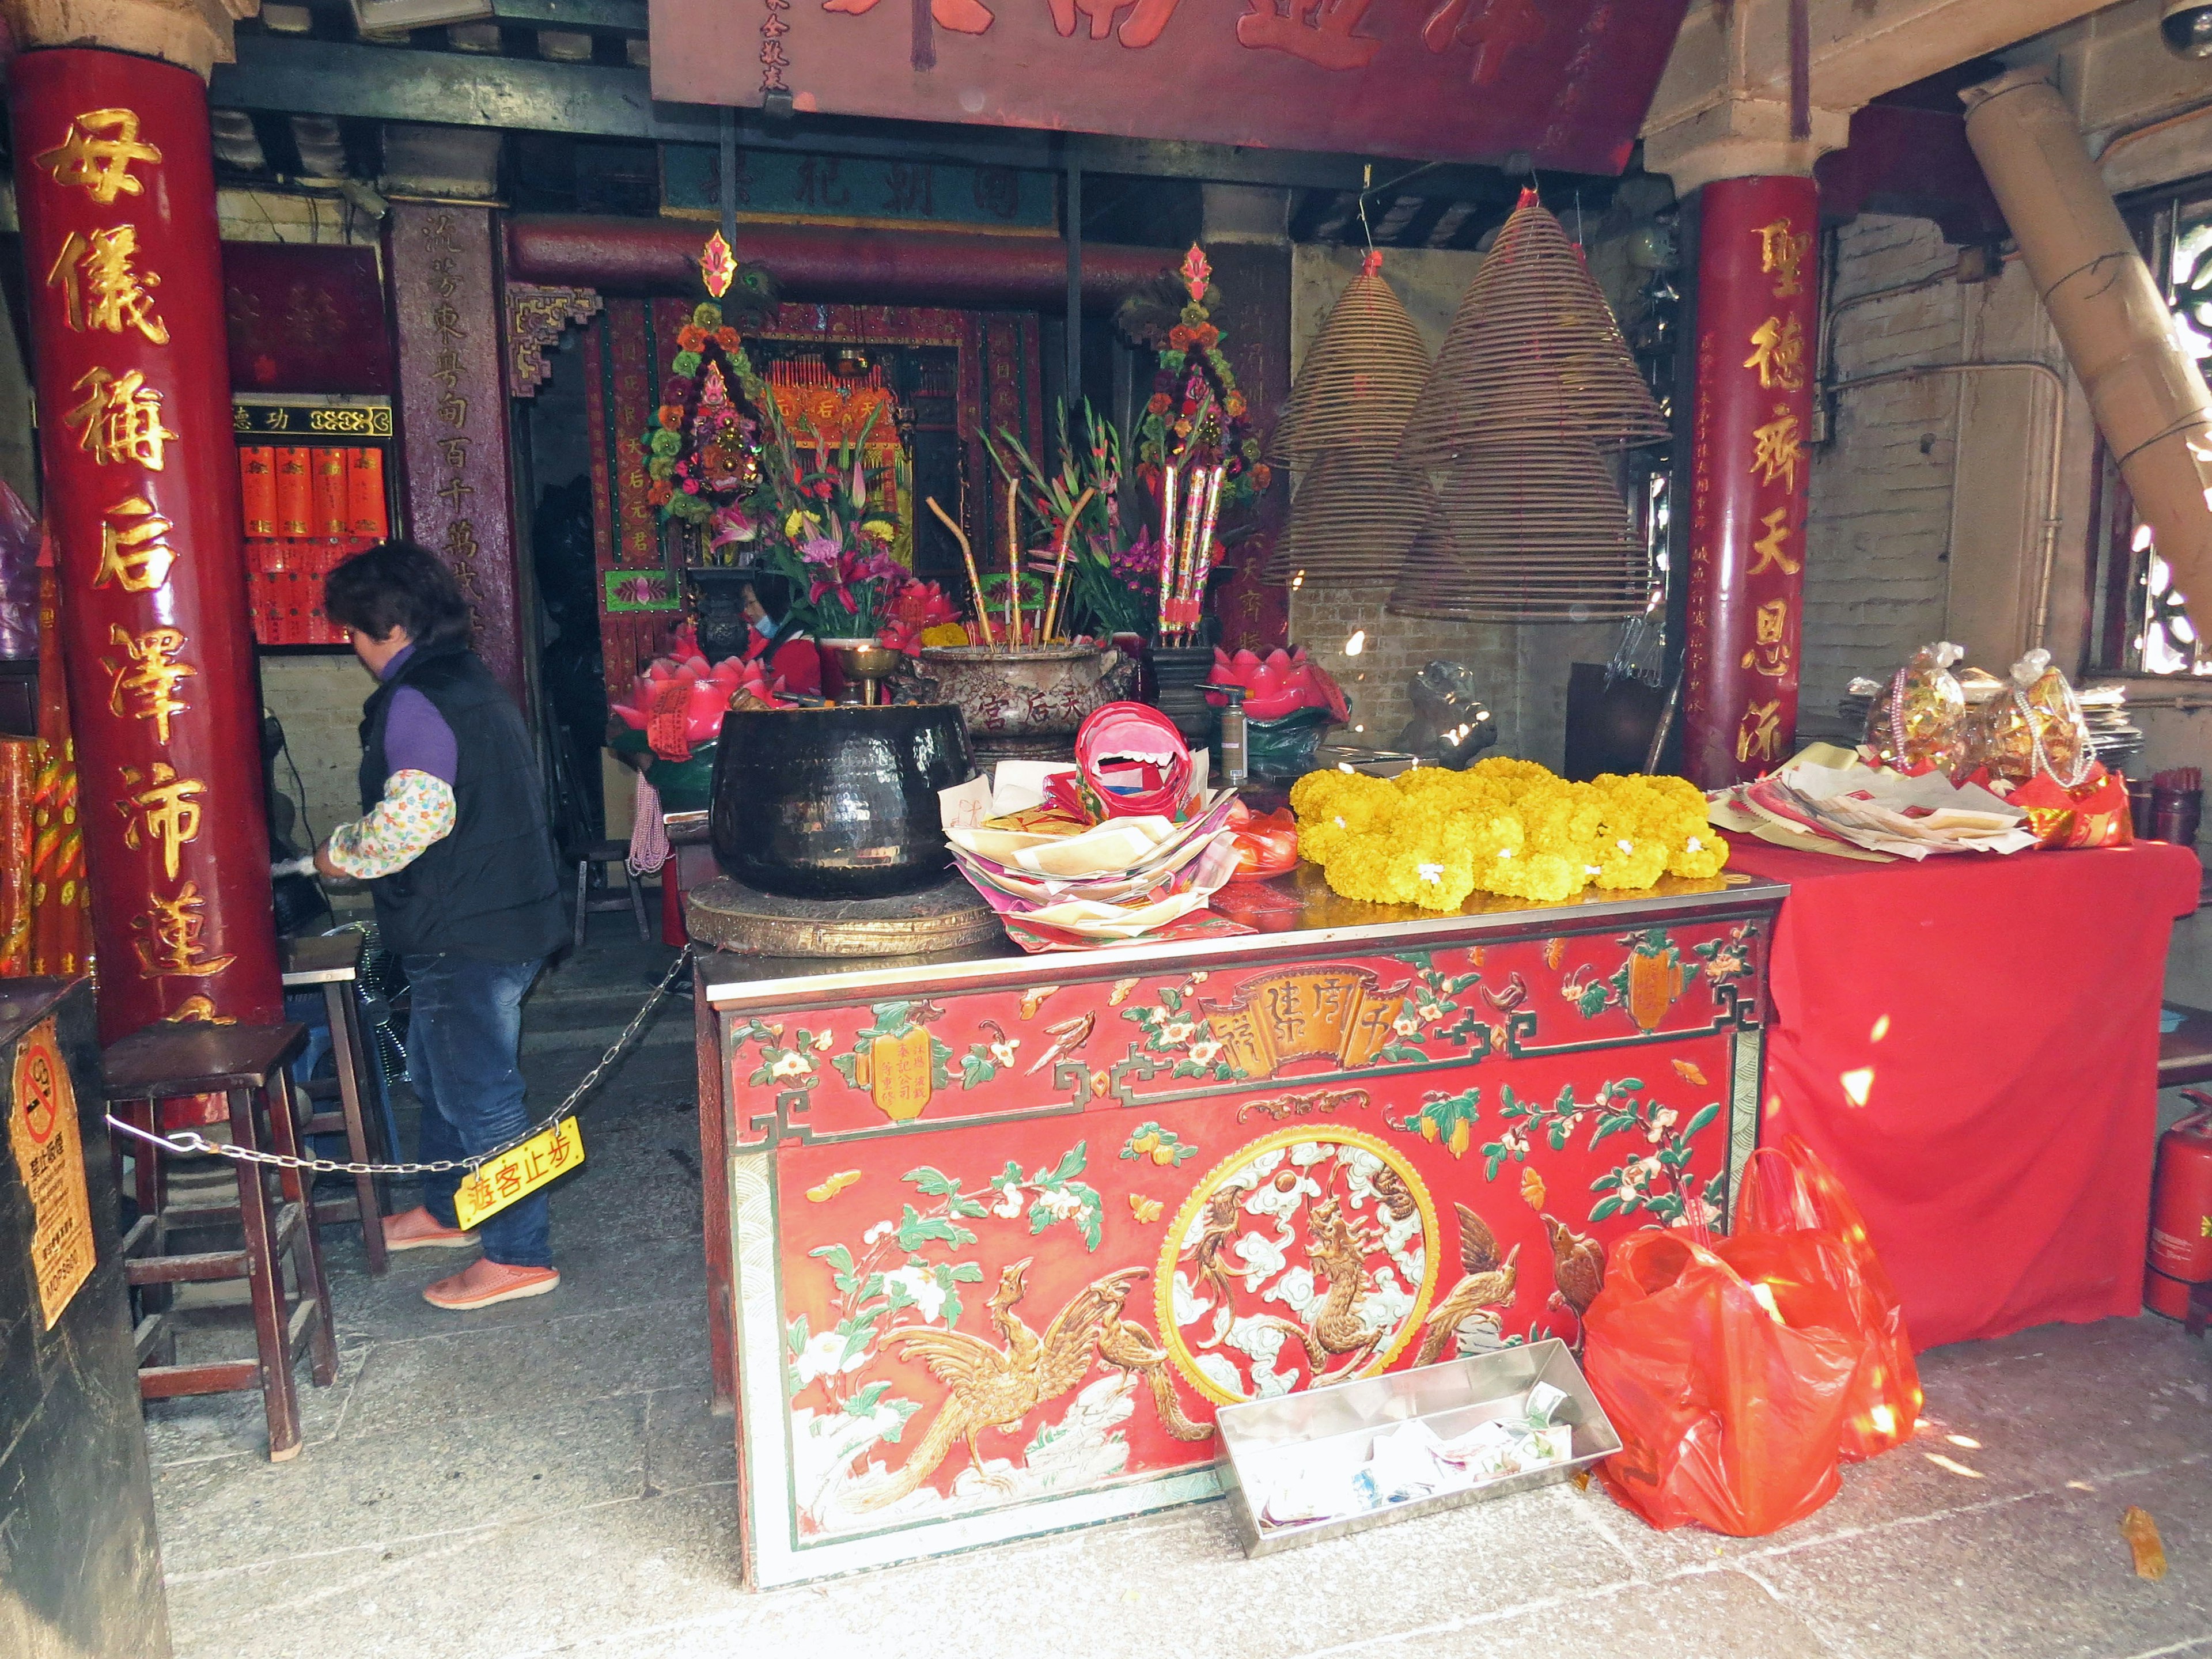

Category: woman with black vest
[317, 542, 569, 1311]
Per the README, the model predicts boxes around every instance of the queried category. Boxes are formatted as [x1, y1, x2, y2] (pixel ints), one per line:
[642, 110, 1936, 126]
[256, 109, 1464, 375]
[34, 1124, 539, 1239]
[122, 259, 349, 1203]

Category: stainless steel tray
[1215, 1339, 1620, 1557]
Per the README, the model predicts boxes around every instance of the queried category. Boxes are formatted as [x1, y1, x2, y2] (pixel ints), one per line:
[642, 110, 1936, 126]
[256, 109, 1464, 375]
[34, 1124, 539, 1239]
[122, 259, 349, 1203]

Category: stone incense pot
[915, 643, 1131, 744]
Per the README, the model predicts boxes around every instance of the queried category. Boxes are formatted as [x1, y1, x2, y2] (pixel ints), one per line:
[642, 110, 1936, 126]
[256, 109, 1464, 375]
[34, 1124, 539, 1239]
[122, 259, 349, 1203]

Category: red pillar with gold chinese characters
[1680, 176, 1819, 789]
[9, 47, 283, 1038]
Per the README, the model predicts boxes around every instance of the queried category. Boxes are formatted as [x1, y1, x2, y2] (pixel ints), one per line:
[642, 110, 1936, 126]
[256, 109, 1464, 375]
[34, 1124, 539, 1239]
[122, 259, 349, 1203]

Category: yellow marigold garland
[1290, 757, 1725, 911]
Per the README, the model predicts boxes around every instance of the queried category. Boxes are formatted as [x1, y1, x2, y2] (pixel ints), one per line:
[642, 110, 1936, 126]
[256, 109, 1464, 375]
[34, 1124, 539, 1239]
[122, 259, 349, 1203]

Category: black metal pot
[709, 704, 977, 899]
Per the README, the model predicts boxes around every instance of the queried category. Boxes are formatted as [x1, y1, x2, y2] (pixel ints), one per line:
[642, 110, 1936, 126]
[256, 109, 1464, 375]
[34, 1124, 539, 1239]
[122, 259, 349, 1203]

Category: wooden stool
[104, 1021, 338, 1463]
[574, 838, 650, 951]
[282, 932, 393, 1275]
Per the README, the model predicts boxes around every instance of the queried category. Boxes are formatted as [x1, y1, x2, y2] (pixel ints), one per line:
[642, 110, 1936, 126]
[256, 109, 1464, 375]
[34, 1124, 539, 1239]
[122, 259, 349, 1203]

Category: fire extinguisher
[2145, 1096, 2212, 1322]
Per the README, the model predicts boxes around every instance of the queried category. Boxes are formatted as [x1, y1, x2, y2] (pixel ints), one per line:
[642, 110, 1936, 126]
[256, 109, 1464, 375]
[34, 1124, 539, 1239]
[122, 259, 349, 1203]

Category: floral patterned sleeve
[325, 768, 456, 880]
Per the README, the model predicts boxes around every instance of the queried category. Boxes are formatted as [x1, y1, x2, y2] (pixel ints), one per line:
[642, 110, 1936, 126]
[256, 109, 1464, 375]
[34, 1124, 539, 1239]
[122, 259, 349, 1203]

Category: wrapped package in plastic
[1957, 647, 2094, 787]
[1862, 641, 1967, 775]
[1956, 649, 2131, 847]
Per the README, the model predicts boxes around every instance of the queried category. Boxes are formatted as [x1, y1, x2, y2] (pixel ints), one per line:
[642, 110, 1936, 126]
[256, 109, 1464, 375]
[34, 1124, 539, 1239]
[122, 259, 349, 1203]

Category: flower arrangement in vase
[988, 402, 1153, 642]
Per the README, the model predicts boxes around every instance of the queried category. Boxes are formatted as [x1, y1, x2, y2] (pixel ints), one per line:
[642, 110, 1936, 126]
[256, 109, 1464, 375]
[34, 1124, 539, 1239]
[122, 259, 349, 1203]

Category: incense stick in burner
[926, 494, 994, 648]
[1005, 484, 1021, 649]
[1157, 461, 1180, 642]
[1041, 487, 1095, 645]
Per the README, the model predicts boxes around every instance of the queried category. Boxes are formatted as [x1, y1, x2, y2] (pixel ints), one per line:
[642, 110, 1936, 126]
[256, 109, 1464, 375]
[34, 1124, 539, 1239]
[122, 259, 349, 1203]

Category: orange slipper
[384, 1206, 480, 1252]
[423, 1258, 560, 1310]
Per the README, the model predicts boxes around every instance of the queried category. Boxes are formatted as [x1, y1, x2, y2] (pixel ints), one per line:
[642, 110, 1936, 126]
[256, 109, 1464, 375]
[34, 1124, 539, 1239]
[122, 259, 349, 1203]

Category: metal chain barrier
[104, 947, 695, 1177]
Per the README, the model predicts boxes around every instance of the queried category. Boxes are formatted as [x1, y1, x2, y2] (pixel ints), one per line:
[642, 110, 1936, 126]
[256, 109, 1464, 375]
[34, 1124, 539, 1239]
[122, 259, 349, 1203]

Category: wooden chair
[103, 1021, 338, 1463]
[281, 931, 393, 1274]
[573, 837, 650, 951]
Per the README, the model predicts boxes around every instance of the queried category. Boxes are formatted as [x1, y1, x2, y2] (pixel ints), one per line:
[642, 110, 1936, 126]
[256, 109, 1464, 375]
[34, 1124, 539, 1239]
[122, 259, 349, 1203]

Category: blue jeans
[404, 953, 552, 1268]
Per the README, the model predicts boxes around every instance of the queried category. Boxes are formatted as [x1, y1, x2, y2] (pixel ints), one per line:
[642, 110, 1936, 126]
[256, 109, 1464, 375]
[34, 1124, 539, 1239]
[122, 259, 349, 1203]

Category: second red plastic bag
[1729, 1134, 1923, 1461]
[1582, 1229, 1859, 1536]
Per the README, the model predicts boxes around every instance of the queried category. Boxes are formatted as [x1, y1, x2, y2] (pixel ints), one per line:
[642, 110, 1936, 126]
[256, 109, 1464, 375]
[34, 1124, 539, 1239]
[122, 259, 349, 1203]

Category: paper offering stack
[1711, 641, 2137, 861]
[938, 702, 1251, 952]
[1710, 743, 2037, 861]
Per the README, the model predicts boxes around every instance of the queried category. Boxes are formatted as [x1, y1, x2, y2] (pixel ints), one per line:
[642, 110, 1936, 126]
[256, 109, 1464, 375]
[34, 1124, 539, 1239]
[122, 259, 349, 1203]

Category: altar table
[1727, 836, 2201, 1349]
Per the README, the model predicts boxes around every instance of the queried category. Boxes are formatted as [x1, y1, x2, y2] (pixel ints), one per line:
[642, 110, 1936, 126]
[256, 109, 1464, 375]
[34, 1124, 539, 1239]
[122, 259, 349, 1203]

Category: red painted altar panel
[726, 912, 1761, 1146]
[773, 1025, 1737, 1538]
[9, 48, 283, 1039]
[651, 0, 1690, 177]
[1681, 177, 1819, 789]
[717, 903, 1766, 1550]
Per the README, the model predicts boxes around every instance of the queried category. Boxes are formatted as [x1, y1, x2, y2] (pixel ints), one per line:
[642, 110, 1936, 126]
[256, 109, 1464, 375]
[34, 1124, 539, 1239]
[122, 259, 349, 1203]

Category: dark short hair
[324, 541, 473, 652]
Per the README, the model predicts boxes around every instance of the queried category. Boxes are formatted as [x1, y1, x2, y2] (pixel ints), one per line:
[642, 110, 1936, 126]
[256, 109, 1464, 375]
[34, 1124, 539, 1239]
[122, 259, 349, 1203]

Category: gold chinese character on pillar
[67, 368, 179, 469]
[116, 762, 204, 880]
[1750, 405, 1803, 491]
[1749, 506, 1800, 575]
[1736, 699, 1783, 766]
[131, 882, 236, 979]
[1755, 219, 1812, 298]
[46, 226, 168, 344]
[103, 623, 194, 743]
[1740, 599, 1791, 678]
[93, 496, 177, 592]
[1743, 315, 1806, 390]
[35, 108, 162, 203]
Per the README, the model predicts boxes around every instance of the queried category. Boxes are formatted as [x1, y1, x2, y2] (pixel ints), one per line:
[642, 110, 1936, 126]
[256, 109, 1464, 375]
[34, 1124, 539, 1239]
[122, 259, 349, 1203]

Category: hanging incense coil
[1387, 435, 1653, 622]
[1400, 192, 1667, 468]
[1271, 265, 1433, 467]
[1265, 450, 1437, 582]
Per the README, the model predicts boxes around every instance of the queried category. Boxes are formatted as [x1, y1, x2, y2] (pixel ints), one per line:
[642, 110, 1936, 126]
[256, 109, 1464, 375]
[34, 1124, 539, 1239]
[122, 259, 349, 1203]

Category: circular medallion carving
[1154, 1127, 1440, 1407]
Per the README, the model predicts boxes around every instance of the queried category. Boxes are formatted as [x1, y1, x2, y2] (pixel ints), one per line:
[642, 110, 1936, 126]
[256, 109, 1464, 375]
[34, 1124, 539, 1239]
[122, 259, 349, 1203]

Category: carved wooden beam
[505, 282, 603, 397]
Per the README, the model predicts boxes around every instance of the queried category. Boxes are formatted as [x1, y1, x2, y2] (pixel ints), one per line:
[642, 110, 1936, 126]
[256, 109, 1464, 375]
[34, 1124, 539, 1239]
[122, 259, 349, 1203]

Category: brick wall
[1801, 214, 1965, 736]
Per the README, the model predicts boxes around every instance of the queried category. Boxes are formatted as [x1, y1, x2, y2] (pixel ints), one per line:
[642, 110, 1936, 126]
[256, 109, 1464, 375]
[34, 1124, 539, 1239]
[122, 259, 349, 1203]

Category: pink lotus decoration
[612, 650, 786, 759]
[1203, 646, 1350, 724]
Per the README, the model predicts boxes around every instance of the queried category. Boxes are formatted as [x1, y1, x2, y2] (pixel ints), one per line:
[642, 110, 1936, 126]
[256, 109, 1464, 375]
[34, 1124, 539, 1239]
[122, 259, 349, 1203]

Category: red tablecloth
[1727, 836, 2201, 1350]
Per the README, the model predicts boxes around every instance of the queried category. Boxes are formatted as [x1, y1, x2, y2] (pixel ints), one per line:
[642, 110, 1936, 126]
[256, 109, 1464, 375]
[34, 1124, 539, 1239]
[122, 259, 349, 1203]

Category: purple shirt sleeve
[382, 686, 457, 785]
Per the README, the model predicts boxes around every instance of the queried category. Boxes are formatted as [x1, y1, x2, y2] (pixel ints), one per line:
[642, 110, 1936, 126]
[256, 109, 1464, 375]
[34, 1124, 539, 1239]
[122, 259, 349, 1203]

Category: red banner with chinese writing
[9, 47, 282, 1039]
[650, 0, 1690, 177]
[1681, 176, 1818, 789]
[387, 202, 527, 700]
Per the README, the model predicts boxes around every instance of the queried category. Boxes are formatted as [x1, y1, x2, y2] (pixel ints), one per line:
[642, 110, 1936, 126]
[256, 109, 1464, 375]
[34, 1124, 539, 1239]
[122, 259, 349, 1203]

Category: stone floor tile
[154, 1394, 649, 1577]
[642, 1387, 738, 1496]
[1751, 1459, 2212, 1659]
[141, 1341, 369, 1468]
[328, 1227, 704, 1347]
[336, 1298, 713, 1440]
[1353, 1568, 1843, 1659]
[166, 1483, 742, 1659]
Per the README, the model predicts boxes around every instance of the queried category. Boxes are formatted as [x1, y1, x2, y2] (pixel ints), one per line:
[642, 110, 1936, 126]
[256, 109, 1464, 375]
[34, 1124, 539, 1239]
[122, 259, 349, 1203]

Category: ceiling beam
[209, 35, 1572, 198]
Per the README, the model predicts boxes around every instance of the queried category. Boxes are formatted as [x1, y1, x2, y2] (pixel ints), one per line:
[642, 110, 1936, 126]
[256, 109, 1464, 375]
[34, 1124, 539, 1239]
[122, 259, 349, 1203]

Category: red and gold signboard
[8, 48, 283, 1039]
[1681, 176, 1819, 789]
[649, 0, 1691, 176]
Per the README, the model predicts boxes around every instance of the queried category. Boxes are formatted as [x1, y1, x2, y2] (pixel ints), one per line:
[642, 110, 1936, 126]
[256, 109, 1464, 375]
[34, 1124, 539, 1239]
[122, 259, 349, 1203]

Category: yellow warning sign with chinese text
[454, 1119, 584, 1231]
[8, 1018, 94, 1328]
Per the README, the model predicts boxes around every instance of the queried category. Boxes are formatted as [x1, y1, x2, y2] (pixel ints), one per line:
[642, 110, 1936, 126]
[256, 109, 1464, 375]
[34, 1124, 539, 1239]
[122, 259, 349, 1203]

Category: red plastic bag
[1583, 1229, 1859, 1536]
[1730, 1135, 1923, 1461]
